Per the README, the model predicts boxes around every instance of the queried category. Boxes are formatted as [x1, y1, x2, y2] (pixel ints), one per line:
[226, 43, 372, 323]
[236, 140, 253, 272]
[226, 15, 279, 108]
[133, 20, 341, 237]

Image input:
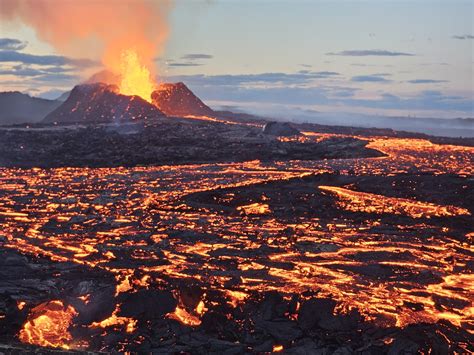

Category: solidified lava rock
[0, 120, 381, 168]
[262, 121, 300, 136]
[69, 285, 116, 325]
[151, 82, 215, 117]
[298, 297, 337, 330]
[118, 290, 177, 319]
[43, 83, 165, 123]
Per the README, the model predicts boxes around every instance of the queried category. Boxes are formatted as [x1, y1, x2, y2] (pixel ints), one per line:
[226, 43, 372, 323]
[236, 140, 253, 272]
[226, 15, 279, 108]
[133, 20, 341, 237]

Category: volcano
[43, 83, 165, 123]
[151, 82, 215, 117]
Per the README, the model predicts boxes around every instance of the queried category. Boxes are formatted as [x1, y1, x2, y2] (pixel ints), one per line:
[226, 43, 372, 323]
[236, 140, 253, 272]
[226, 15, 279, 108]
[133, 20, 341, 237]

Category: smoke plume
[0, 0, 173, 77]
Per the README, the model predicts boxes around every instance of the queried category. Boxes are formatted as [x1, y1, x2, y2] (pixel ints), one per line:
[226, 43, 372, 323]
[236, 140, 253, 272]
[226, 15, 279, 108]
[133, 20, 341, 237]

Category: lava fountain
[118, 49, 155, 102]
[1, 0, 172, 103]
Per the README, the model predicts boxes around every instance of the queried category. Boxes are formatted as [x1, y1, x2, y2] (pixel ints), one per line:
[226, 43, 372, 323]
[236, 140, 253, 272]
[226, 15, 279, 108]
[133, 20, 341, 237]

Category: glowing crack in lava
[319, 185, 471, 218]
[118, 49, 155, 102]
[18, 300, 79, 349]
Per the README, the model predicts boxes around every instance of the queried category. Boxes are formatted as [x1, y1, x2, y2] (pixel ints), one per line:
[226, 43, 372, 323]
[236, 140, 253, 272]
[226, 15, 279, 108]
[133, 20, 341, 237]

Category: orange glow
[91, 305, 137, 334]
[118, 49, 155, 102]
[19, 300, 78, 349]
[319, 185, 470, 218]
[273, 344, 284, 352]
[115, 274, 133, 296]
[225, 290, 249, 307]
[237, 202, 271, 215]
[196, 300, 206, 315]
[168, 306, 202, 326]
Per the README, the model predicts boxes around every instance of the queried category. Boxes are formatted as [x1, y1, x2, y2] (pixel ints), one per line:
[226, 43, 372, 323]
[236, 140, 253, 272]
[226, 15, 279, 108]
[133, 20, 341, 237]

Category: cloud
[165, 71, 341, 87]
[168, 62, 203, 67]
[0, 66, 43, 77]
[0, 38, 28, 51]
[327, 49, 415, 56]
[313, 71, 340, 76]
[452, 35, 474, 39]
[341, 90, 473, 112]
[330, 89, 358, 98]
[32, 73, 79, 83]
[351, 75, 391, 83]
[164, 71, 472, 115]
[0, 50, 98, 67]
[407, 79, 449, 84]
[0, 64, 76, 77]
[181, 53, 213, 60]
[165, 53, 213, 68]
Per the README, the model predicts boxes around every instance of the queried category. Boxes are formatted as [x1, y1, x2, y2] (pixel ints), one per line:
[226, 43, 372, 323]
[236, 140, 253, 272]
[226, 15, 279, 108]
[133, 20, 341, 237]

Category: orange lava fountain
[119, 49, 155, 102]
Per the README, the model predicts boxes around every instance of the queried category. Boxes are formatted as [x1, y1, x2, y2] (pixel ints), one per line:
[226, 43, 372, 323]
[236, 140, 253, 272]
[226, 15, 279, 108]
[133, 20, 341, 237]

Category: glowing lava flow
[319, 185, 470, 218]
[18, 300, 79, 349]
[119, 49, 155, 102]
[0, 133, 472, 350]
[90, 305, 137, 334]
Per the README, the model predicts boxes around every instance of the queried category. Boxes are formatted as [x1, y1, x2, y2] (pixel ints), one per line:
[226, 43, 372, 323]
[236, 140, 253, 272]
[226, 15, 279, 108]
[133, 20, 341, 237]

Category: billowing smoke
[1, 0, 174, 100]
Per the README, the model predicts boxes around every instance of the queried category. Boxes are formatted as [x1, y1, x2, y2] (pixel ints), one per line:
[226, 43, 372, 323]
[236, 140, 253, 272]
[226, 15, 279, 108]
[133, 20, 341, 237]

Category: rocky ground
[0, 118, 382, 168]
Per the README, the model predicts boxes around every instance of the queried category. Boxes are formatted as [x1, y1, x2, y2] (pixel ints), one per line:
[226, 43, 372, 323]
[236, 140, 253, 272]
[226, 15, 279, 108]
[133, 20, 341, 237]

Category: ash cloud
[0, 0, 173, 76]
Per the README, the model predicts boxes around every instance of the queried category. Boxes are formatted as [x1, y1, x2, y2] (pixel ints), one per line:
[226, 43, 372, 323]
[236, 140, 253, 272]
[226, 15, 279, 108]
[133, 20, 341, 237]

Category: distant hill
[55, 91, 71, 102]
[43, 83, 165, 123]
[0, 92, 61, 125]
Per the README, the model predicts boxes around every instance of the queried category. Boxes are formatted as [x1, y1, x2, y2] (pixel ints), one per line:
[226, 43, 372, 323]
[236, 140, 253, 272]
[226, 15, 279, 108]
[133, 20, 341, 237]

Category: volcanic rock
[262, 121, 300, 136]
[118, 290, 177, 319]
[151, 82, 214, 117]
[43, 83, 165, 123]
[298, 298, 337, 330]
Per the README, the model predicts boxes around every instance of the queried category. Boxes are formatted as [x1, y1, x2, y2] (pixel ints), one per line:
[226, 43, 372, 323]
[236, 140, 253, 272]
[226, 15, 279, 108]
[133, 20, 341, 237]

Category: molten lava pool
[0, 133, 472, 352]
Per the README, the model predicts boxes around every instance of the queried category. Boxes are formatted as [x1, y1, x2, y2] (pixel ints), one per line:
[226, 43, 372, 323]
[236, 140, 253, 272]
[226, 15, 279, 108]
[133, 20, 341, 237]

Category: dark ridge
[0, 91, 61, 125]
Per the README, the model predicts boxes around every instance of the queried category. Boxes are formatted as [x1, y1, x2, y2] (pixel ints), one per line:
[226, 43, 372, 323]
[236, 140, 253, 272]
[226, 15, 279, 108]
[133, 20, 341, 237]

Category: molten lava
[1, 131, 472, 352]
[168, 306, 202, 326]
[119, 49, 155, 102]
[19, 300, 78, 349]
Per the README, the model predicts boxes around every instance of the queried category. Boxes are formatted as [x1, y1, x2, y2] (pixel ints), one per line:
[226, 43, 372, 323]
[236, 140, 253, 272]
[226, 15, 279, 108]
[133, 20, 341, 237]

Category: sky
[1, 0, 473, 119]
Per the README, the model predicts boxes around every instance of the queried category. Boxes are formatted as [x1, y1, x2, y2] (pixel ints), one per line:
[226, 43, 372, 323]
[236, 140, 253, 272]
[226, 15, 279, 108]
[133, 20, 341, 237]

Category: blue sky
[1, 0, 473, 118]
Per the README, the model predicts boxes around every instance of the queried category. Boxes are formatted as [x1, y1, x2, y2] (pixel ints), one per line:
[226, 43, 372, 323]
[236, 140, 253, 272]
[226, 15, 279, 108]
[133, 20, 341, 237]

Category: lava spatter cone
[151, 82, 215, 117]
[43, 83, 165, 124]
